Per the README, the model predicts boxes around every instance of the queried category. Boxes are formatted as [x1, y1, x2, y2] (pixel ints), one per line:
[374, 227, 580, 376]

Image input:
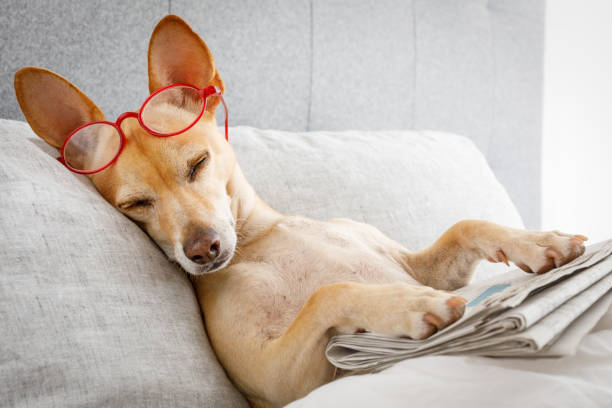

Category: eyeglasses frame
[57, 83, 228, 175]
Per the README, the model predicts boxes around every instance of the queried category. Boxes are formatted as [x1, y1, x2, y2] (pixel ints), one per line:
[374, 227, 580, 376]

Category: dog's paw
[370, 285, 467, 340]
[417, 295, 467, 339]
[492, 230, 587, 274]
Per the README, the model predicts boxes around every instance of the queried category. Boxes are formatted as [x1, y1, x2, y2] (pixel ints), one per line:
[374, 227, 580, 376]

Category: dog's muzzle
[183, 226, 221, 265]
[181, 226, 235, 274]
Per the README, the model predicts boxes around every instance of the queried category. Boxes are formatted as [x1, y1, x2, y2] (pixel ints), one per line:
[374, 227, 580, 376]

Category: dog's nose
[183, 227, 221, 265]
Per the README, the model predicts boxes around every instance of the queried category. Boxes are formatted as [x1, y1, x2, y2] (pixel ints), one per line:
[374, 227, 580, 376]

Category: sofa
[2, 117, 532, 405]
[10, 1, 605, 407]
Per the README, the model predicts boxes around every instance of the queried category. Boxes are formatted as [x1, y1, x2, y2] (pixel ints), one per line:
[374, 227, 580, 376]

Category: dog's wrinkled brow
[179, 143, 206, 158]
[173, 143, 208, 175]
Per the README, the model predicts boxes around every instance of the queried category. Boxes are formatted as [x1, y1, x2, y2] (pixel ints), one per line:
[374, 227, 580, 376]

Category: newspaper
[326, 239, 612, 371]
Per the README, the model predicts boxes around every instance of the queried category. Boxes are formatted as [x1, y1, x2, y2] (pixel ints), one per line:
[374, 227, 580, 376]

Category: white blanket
[289, 307, 612, 408]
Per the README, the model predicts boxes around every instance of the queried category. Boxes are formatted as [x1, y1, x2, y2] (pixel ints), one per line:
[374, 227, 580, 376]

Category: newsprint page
[327, 240, 612, 371]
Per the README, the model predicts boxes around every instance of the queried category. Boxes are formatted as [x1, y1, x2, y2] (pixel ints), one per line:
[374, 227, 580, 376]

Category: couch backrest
[0, 0, 544, 227]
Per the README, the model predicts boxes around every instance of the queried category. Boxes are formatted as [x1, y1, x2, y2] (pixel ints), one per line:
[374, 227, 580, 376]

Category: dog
[14, 15, 587, 408]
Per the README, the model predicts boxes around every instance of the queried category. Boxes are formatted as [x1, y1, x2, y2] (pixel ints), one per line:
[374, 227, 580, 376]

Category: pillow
[230, 126, 524, 282]
[0, 119, 248, 407]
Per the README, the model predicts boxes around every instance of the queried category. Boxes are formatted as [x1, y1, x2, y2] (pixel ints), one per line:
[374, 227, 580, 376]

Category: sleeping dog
[14, 15, 586, 408]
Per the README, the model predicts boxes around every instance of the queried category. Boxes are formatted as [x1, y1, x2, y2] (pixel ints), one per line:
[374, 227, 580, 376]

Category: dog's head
[14, 16, 239, 275]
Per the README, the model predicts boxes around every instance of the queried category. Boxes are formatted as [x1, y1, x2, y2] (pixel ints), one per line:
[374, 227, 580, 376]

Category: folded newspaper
[326, 239, 612, 371]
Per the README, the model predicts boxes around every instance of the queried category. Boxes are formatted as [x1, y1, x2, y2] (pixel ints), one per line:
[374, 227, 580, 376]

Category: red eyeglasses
[58, 83, 228, 174]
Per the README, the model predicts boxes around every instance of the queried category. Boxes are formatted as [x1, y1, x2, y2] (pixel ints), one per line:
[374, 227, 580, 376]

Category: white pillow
[230, 127, 524, 281]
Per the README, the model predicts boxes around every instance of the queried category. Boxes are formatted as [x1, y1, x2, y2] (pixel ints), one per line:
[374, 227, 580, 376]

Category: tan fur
[14, 15, 587, 408]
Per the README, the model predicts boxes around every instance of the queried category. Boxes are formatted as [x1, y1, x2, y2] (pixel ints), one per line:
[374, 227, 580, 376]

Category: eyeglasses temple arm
[220, 95, 229, 141]
[204, 86, 229, 142]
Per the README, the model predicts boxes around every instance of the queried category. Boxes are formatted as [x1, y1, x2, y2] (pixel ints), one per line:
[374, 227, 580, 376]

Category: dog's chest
[224, 216, 417, 339]
[264, 217, 410, 283]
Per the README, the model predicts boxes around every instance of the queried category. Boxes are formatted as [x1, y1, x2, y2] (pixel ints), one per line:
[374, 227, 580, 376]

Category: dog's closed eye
[118, 199, 153, 211]
[189, 152, 209, 182]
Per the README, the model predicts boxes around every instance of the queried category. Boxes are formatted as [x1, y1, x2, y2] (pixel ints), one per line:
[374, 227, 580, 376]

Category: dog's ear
[148, 15, 225, 113]
[14, 67, 105, 149]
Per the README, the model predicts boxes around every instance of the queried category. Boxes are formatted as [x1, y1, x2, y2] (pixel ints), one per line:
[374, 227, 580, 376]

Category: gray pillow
[0, 119, 247, 407]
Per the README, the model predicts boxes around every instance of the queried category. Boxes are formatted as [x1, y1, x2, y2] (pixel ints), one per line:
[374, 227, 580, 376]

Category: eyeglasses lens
[140, 86, 204, 134]
[64, 123, 122, 172]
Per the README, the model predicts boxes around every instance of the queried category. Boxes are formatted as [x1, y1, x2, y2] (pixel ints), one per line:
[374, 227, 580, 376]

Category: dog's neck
[226, 162, 283, 249]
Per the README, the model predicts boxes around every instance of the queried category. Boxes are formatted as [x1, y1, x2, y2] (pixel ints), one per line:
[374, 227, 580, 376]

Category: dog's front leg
[402, 220, 587, 291]
[257, 282, 466, 407]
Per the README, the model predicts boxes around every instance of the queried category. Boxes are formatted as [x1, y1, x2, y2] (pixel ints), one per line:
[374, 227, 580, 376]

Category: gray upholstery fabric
[309, 0, 415, 131]
[0, 0, 167, 124]
[0, 119, 248, 407]
[0, 0, 544, 228]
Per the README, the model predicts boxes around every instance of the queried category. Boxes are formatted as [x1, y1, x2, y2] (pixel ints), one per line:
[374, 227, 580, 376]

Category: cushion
[230, 126, 524, 281]
[0, 119, 248, 407]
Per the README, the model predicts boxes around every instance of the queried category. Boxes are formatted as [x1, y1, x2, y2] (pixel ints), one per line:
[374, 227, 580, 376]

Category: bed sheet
[288, 306, 612, 408]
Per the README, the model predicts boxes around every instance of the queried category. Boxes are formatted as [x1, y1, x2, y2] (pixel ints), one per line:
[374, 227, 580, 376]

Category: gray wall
[0, 0, 544, 227]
